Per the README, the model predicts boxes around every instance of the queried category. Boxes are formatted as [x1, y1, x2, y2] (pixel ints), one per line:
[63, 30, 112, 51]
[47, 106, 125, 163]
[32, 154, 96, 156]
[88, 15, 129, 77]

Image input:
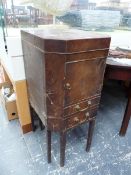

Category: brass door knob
[74, 105, 81, 112]
[88, 100, 91, 105]
[74, 117, 79, 122]
[65, 83, 71, 90]
[85, 112, 90, 117]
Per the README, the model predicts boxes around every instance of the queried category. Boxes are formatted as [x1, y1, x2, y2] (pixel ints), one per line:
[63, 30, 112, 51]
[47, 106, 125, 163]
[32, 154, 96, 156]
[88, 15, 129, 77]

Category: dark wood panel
[66, 38, 111, 53]
[45, 53, 66, 123]
[64, 58, 106, 106]
[66, 49, 109, 62]
[22, 40, 46, 125]
[106, 66, 131, 81]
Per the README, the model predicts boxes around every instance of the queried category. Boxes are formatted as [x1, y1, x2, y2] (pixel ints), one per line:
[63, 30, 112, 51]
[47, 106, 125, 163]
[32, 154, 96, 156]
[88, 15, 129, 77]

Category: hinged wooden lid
[21, 28, 111, 54]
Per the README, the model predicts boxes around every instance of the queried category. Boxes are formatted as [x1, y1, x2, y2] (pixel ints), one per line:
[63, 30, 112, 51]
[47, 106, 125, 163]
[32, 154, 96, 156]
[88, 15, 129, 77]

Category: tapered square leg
[39, 118, 45, 130]
[86, 120, 95, 152]
[30, 106, 36, 132]
[60, 132, 66, 167]
[47, 130, 52, 163]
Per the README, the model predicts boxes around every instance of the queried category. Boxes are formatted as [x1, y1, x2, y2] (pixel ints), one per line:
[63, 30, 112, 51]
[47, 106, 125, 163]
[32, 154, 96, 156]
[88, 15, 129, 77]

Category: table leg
[119, 84, 131, 136]
[47, 130, 52, 163]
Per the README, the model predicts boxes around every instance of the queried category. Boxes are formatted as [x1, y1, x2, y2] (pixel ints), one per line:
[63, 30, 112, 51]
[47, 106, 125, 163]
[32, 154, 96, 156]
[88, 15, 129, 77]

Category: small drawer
[47, 107, 98, 132]
[64, 96, 100, 117]
[65, 108, 97, 130]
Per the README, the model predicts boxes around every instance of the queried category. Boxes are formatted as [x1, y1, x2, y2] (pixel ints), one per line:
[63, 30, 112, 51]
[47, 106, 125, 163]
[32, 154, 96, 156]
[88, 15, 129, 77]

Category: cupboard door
[64, 57, 106, 106]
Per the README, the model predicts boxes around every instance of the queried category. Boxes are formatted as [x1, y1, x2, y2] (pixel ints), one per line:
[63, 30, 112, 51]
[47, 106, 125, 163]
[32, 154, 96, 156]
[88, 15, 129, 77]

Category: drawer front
[63, 95, 100, 117]
[47, 107, 97, 132]
[64, 108, 97, 130]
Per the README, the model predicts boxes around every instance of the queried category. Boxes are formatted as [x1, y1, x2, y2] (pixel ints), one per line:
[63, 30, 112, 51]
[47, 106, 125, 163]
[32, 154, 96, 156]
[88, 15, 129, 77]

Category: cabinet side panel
[22, 39, 46, 125]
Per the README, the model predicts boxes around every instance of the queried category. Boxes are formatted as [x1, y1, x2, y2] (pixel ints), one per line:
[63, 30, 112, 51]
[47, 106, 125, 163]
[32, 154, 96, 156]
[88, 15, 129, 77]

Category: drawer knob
[65, 83, 71, 90]
[88, 100, 91, 105]
[74, 117, 79, 122]
[85, 112, 90, 117]
[74, 105, 81, 112]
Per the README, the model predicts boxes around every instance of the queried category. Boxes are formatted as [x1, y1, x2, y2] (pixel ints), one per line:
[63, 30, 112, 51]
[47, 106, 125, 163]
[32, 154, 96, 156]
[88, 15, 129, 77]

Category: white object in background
[35, 0, 74, 16]
[0, 36, 7, 59]
[1, 87, 5, 96]
[117, 46, 131, 52]
[107, 57, 131, 66]
[20, 0, 73, 16]
[7, 93, 16, 102]
[11, 56, 26, 80]
[1, 35, 26, 81]
[6, 37, 23, 57]
[1, 55, 26, 81]
[4, 88, 11, 96]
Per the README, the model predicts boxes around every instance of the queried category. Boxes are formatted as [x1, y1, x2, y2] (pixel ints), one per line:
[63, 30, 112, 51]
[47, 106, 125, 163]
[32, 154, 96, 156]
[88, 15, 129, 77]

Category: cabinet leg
[30, 106, 36, 132]
[39, 118, 45, 130]
[60, 132, 66, 167]
[47, 130, 51, 163]
[86, 120, 95, 152]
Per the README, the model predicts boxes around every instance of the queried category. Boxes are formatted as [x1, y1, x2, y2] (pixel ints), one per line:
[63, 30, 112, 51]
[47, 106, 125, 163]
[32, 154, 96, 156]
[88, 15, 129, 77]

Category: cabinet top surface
[21, 28, 111, 53]
[21, 28, 110, 41]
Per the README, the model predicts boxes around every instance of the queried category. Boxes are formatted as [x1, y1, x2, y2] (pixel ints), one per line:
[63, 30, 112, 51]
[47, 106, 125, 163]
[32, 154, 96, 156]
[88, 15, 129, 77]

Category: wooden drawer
[47, 107, 98, 132]
[64, 107, 97, 130]
[63, 95, 100, 117]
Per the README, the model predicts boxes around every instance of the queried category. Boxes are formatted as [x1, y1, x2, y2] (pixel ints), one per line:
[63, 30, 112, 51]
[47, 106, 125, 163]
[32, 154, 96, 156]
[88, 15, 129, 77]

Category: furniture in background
[0, 59, 32, 133]
[105, 57, 131, 136]
[21, 28, 110, 166]
[0, 36, 32, 134]
[0, 81, 18, 121]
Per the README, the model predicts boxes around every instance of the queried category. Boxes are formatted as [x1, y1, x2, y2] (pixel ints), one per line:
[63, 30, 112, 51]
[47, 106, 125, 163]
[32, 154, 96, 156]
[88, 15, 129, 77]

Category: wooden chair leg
[86, 120, 95, 152]
[60, 132, 66, 167]
[47, 130, 51, 163]
[119, 96, 131, 136]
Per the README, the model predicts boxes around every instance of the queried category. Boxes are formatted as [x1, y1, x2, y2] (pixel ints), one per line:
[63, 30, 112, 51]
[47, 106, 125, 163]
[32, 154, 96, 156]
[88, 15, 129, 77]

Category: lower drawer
[64, 108, 97, 130]
[47, 107, 98, 132]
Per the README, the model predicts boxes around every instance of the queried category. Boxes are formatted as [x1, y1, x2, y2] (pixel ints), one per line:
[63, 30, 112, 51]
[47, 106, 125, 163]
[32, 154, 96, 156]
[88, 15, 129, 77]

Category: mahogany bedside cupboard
[21, 29, 111, 166]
